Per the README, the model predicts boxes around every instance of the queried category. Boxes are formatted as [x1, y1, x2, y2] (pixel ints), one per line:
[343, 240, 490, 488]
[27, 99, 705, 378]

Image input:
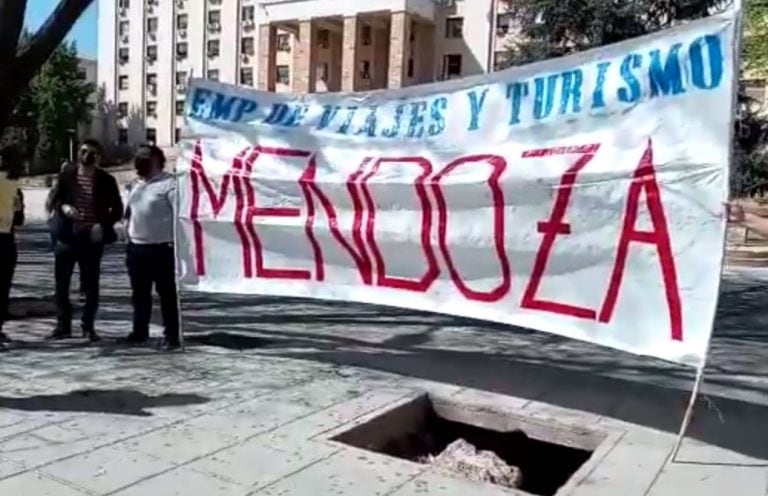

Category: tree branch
[0, 0, 28, 64]
[15, 0, 93, 83]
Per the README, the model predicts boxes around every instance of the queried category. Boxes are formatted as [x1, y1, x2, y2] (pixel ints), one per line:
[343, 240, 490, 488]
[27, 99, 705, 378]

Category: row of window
[116, 127, 180, 146]
[119, 36, 256, 64]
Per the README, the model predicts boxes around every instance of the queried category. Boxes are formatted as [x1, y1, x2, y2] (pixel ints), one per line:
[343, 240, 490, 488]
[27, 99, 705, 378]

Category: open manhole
[332, 395, 606, 496]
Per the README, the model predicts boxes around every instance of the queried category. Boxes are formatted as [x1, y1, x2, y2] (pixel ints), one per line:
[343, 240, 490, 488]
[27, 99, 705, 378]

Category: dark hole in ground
[333, 395, 602, 496]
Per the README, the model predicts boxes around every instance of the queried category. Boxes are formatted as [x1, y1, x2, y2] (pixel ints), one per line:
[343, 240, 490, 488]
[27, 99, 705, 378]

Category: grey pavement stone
[255, 449, 424, 496]
[646, 464, 768, 496]
[42, 444, 176, 494]
[112, 464, 248, 496]
[187, 438, 339, 489]
[0, 471, 89, 495]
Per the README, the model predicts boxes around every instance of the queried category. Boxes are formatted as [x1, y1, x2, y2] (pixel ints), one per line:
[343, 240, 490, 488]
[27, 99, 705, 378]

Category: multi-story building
[98, 0, 516, 150]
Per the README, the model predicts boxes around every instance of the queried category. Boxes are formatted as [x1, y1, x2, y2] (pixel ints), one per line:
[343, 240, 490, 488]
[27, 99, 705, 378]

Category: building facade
[98, 0, 516, 150]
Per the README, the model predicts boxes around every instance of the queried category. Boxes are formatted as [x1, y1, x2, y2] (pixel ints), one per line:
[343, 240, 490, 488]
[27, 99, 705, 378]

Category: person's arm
[106, 175, 124, 226]
[727, 203, 768, 238]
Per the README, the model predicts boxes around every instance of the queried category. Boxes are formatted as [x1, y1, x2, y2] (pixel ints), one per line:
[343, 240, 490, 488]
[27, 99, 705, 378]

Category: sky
[24, 0, 98, 59]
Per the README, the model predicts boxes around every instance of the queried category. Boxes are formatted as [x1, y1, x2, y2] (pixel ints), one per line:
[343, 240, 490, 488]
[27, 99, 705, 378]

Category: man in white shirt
[122, 145, 180, 350]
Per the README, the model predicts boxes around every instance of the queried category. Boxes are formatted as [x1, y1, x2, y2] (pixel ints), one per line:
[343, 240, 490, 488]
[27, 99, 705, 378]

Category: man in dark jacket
[0, 145, 25, 350]
[48, 139, 123, 341]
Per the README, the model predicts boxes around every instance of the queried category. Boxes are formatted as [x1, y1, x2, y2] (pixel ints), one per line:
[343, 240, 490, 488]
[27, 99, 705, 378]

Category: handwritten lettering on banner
[188, 139, 682, 338]
[177, 12, 738, 367]
[186, 35, 722, 138]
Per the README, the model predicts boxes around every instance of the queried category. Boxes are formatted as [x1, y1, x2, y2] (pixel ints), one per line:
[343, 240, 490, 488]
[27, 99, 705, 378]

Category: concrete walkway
[0, 219, 767, 494]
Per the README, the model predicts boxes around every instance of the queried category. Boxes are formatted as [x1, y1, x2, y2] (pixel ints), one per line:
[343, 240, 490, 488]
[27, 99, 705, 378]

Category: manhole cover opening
[332, 394, 605, 496]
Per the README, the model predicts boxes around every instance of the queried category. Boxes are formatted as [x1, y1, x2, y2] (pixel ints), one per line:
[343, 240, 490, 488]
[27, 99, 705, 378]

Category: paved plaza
[0, 190, 766, 495]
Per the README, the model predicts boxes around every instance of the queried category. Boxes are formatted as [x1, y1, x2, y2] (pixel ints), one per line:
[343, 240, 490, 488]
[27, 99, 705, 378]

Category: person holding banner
[122, 145, 180, 350]
[48, 139, 123, 342]
[0, 145, 25, 349]
[727, 203, 768, 238]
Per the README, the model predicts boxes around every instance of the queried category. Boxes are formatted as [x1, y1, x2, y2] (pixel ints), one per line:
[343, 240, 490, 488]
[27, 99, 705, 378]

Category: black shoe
[162, 339, 181, 351]
[46, 329, 73, 341]
[84, 330, 101, 343]
[120, 333, 149, 345]
[0, 332, 10, 343]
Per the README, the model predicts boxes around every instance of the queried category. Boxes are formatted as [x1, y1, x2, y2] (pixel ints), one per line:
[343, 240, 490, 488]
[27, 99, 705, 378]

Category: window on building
[146, 101, 157, 117]
[317, 29, 330, 49]
[496, 13, 513, 35]
[360, 60, 371, 80]
[240, 67, 254, 86]
[177, 14, 188, 30]
[146, 73, 157, 93]
[407, 58, 414, 78]
[118, 128, 129, 144]
[119, 75, 129, 90]
[176, 42, 188, 59]
[147, 17, 158, 35]
[317, 63, 329, 82]
[207, 69, 219, 81]
[176, 100, 185, 115]
[361, 25, 372, 46]
[242, 5, 255, 21]
[119, 21, 129, 38]
[146, 44, 158, 61]
[276, 33, 290, 52]
[276, 65, 290, 84]
[241, 37, 255, 55]
[493, 51, 507, 71]
[118, 0, 130, 8]
[208, 10, 221, 25]
[119, 47, 129, 63]
[442, 54, 462, 79]
[118, 102, 128, 117]
[175, 128, 181, 144]
[208, 39, 220, 57]
[77, 69, 87, 80]
[176, 71, 187, 86]
[445, 17, 463, 38]
[146, 128, 157, 144]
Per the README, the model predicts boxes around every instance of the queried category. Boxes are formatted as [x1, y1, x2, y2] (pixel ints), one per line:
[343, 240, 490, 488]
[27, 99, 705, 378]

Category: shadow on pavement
[0, 388, 209, 417]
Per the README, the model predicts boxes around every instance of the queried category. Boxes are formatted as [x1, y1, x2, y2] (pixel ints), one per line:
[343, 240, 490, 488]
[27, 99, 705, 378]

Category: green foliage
[745, 0, 768, 78]
[501, 0, 723, 66]
[1, 39, 93, 175]
[33, 41, 94, 173]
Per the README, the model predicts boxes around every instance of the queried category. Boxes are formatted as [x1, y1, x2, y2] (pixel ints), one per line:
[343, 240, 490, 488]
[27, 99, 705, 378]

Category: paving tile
[568, 431, 674, 496]
[112, 465, 247, 496]
[646, 463, 768, 496]
[256, 448, 424, 496]
[0, 431, 103, 469]
[188, 437, 339, 487]
[0, 471, 88, 496]
[43, 445, 175, 494]
[124, 421, 240, 465]
[264, 390, 414, 446]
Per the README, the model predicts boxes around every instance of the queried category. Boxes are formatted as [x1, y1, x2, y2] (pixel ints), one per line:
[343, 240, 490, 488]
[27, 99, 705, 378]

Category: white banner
[176, 11, 738, 367]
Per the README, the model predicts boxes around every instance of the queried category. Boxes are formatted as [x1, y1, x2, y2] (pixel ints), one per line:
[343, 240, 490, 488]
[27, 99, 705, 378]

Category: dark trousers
[54, 232, 103, 333]
[0, 234, 17, 333]
[127, 243, 179, 343]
